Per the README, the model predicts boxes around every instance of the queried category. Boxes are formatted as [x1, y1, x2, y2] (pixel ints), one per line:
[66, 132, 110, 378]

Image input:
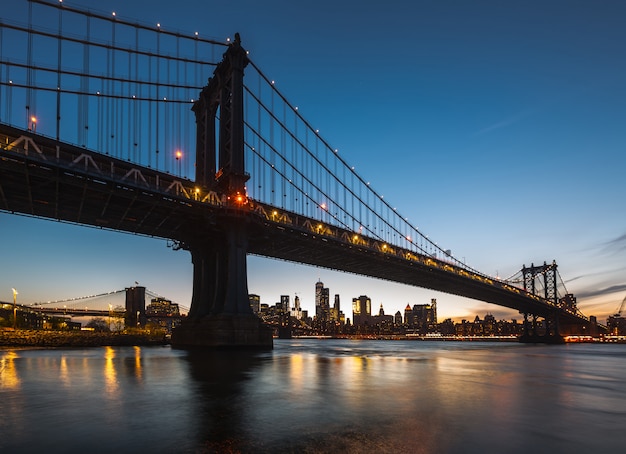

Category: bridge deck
[1, 123, 589, 326]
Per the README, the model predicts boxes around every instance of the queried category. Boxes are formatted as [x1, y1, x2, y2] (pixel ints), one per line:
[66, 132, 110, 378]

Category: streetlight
[30, 116, 37, 133]
[175, 150, 182, 177]
[11, 288, 18, 329]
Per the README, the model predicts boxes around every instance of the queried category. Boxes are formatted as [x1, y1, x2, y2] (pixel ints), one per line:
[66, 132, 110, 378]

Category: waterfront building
[454, 315, 523, 336]
[352, 295, 372, 327]
[394, 311, 403, 326]
[438, 318, 456, 335]
[291, 295, 303, 320]
[406, 299, 437, 333]
[608, 314, 626, 335]
[146, 297, 180, 316]
[330, 294, 340, 322]
[404, 304, 412, 326]
[146, 297, 182, 333]
[371, 304, 394, 332]
[280, 295, 290, 313]
[249, 294, 261, 314]
[315, 280, 330, 326]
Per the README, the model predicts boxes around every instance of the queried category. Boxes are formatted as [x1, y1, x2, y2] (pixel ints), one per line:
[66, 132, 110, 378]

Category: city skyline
[1, 0, 625, 323]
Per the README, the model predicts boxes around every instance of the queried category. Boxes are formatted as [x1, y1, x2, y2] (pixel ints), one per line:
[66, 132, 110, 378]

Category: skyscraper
[249, 294, 261, 314]
[406, 299, 438, 333]
[291, 295, 303, 320]
[280, 295, 290, 313]
[315, 279, 330, 323]
[315, 280, 324, 319]
[352, 295, 371, 326]
[330, 294, 341, 322]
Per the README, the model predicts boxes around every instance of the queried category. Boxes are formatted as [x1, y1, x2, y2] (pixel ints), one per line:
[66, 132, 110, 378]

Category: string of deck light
[0, 22, 218, 68]
[15, 0, 484, 277]
[29, 0, 228, 47]
[246, 60, 485, 275]
[30, 289, 126, 307]
[0, 60, 202, 92]
[246, 62, 452, 259]
[5, 1, 225, 172]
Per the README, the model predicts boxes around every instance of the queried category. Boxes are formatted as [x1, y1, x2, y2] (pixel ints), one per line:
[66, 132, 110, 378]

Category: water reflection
[59, 355, 71, 388]
[183, 350, 266, 452]
[103, 346, 119, 395]
[120, 345, 144, 383]
[0, 350, 20, 389]
[1, 342, 626, 453]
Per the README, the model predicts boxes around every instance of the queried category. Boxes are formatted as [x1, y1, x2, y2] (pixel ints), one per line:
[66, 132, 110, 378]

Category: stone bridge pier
[171, 212, 273, 349]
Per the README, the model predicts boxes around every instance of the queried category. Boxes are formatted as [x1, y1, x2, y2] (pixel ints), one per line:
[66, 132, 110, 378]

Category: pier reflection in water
[1, 340, 626, 453]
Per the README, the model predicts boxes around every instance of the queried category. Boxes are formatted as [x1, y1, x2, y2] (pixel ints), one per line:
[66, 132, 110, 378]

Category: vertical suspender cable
[26, 0, 33, 130]
[81, 14, 90, 148]
[164, 51, 170, 174]
[5, 58, 12, 125]
[176, 35, 181, 176]
[77, 14, 83, 145]
[257, 72, 263, 198]
[127, 49, 132, 160]
[270, 87, 275, 205]
[105, 25, 111, 154]
[281, 102, 286, 209]
[55, 3, 62, 142]
[148, 52, 152, 168]
[111, 17, 116, 157]
[155, 25, 160, 170]
[0, 24, 3, 121]
[133, 26, 139, 163]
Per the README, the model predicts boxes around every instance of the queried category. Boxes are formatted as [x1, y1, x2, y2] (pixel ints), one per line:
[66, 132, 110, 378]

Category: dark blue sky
[1, 0, 625, 321]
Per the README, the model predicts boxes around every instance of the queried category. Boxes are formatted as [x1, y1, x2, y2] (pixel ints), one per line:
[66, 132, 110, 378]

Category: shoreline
[2, 330, 624, 348]
[0, 329, 168, 347]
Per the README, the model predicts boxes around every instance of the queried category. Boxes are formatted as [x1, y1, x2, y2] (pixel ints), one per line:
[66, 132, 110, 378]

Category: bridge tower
[171, 34, 273, 349]
[125, 286, 146, 329]
[519, 261, 563, 343]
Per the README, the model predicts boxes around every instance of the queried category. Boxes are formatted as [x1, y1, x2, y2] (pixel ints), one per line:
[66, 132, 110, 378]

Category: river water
[1, 339, 625, 453]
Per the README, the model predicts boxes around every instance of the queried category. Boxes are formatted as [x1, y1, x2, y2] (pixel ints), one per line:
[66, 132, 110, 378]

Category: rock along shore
[0, 329, 168, 347]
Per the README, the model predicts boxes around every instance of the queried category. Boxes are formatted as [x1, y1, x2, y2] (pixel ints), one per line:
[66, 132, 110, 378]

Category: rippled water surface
[2, 340, 625, 453]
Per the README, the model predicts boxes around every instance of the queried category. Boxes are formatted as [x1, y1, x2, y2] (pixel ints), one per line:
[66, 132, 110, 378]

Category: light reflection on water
[1, 340, 625, 453]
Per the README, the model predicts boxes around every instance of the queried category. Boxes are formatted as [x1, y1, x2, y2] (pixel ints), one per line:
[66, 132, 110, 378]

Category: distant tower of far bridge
[125, 286, 146, 328]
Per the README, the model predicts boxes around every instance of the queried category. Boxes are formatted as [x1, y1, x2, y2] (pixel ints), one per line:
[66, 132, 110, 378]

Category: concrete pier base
[519, 333, 565, 344]
[172, 314, 273, 349]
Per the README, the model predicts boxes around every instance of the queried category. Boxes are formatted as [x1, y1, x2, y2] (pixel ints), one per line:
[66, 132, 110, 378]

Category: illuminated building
[146, 297, 181, 333]
[371, 304, 393, 331]
[291, 295, 303, 320]
[249, 294, 261, 314]
[280, 295, 290, 313]
[352, 295, 371, 326]
[405, 299, 437, 333]
[315, 280, 330, 323]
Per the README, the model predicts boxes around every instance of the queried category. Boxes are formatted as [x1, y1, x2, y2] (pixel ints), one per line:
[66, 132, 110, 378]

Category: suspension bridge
[0, 0, 601, 347]
[24, 287, 188, 316]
